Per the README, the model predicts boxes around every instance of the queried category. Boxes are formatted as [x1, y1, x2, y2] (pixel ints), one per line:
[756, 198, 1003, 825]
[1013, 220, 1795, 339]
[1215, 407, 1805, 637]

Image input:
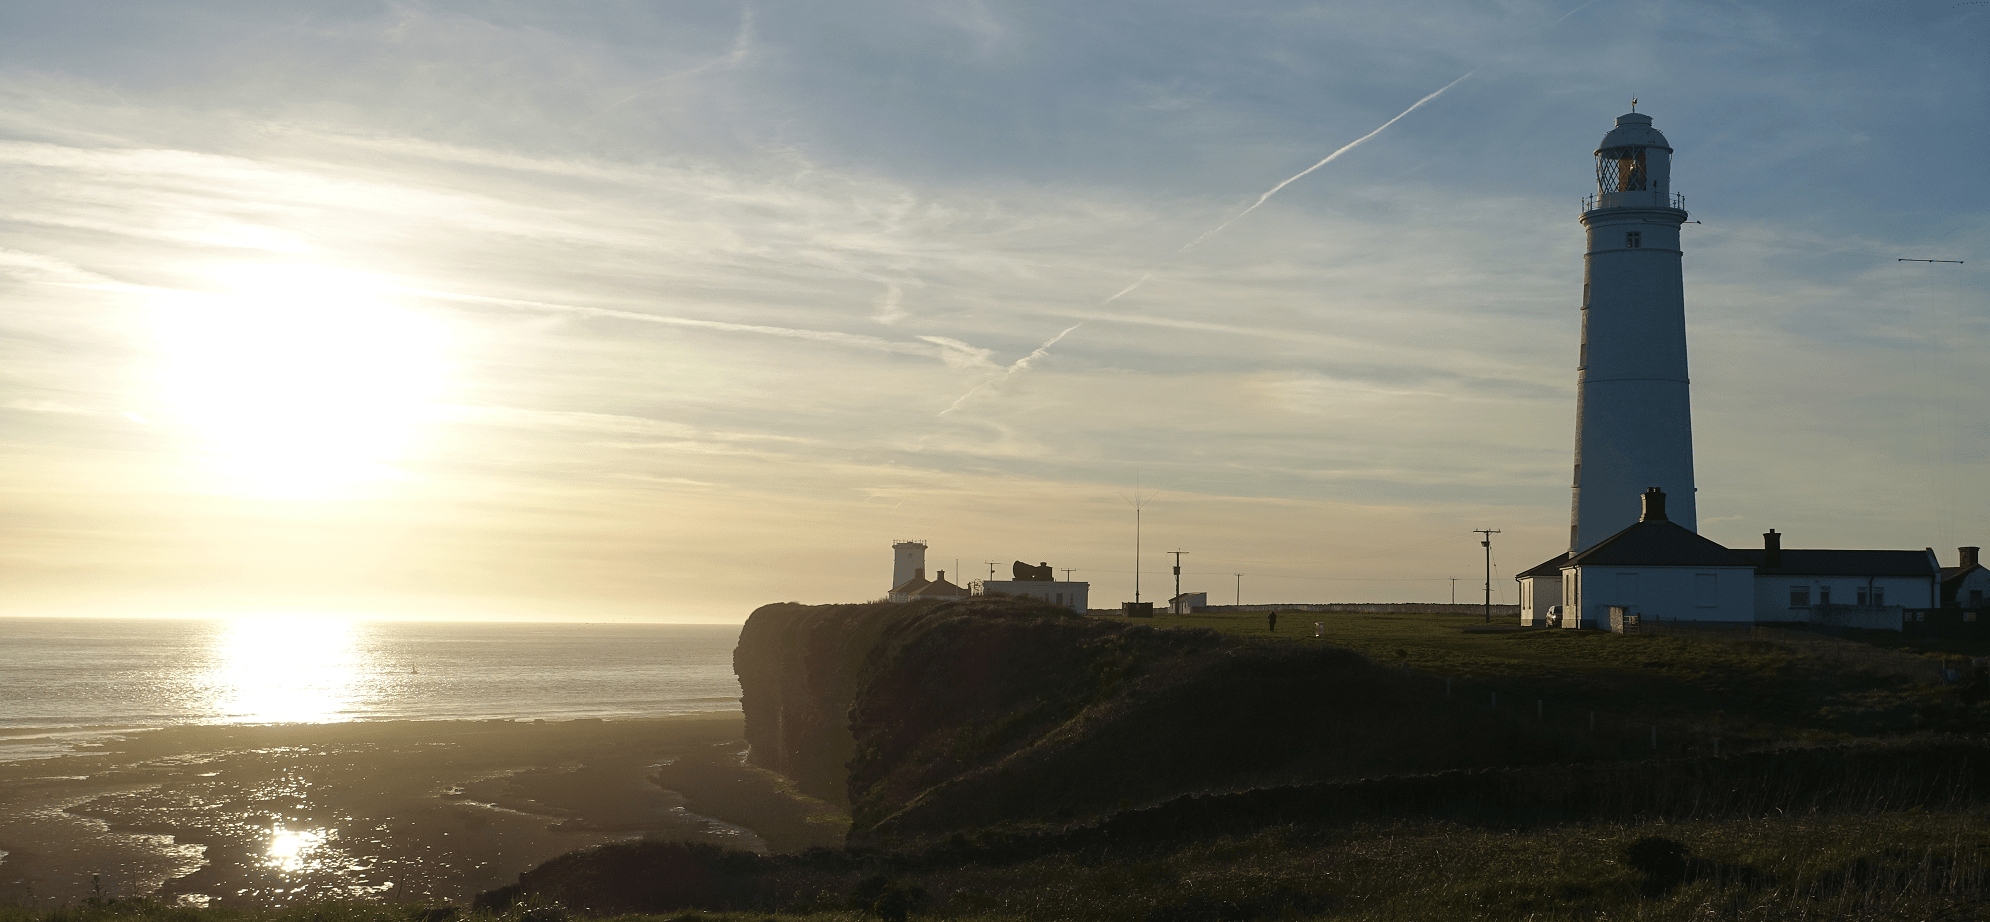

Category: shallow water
[0, 618, 741, 753]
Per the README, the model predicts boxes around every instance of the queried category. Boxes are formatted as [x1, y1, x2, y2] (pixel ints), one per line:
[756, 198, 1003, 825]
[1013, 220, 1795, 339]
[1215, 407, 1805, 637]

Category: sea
[0, 617, 743, 761]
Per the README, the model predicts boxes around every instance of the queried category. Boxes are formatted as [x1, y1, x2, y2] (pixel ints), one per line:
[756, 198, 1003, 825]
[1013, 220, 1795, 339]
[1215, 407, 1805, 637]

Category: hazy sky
[1, 0, 1984, 622]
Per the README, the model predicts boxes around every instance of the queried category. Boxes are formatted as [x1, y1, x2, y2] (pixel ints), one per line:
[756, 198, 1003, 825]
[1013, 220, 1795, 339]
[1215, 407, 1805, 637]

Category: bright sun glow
[208, 617, 364, 723]
[266, 826, 329, 873]
[157, 266, 449, 498]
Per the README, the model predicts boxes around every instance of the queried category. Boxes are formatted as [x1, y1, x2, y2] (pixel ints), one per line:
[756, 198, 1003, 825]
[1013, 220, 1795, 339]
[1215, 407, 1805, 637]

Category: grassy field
[16, 806, 1989, 921]
[1116, 609, 1985, 745]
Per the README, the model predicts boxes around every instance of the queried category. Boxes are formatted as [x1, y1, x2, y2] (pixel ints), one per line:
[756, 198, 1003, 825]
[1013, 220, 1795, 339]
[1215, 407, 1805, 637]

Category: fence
[1194, 603, 1521, 616]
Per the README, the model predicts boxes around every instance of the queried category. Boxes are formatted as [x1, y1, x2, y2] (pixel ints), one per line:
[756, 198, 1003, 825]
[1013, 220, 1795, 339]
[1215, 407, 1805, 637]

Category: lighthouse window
[1626, 232, 1642, 248]
[1597, 146, 1649, 192]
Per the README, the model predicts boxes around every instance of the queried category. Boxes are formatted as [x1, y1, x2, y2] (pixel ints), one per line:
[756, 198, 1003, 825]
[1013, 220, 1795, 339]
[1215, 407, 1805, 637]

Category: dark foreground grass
[1132, 609, 1987, 742]
[12, 808, 1990, 921]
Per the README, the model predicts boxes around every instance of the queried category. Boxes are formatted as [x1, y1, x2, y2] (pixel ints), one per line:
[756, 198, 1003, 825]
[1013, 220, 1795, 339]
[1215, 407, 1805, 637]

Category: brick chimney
[1962, 547, 1981, 570]
[1763, 530, 1782, 569]
[1639, 487, 1668, 523]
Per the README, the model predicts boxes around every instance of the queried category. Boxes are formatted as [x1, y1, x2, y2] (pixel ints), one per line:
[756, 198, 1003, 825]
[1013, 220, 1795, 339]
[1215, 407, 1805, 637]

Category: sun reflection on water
[207, 619, 365, 723]
[265, 826, 328, 873]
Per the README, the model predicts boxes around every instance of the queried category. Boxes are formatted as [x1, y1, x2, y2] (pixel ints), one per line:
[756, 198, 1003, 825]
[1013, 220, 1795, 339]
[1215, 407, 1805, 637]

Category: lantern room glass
[1596, 146, 1649, 193]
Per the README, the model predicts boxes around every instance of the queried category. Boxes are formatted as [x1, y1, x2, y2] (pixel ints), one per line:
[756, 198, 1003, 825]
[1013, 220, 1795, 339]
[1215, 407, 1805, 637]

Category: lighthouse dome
[1597, 112, 1672, 153]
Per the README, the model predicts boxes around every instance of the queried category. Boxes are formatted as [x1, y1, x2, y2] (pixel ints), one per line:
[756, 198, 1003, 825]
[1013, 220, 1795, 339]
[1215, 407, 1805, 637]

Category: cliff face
[733, 599, 938, 805]
[734, 597, 1610, 847]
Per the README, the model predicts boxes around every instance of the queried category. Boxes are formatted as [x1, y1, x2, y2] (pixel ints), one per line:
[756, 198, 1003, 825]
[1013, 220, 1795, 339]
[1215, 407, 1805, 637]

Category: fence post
[1537, 700, 1543, 719]
[1589, 711, 1596, 731]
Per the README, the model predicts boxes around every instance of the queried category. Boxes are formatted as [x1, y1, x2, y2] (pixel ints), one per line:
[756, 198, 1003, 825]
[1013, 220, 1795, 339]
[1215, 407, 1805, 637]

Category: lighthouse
[1569, 108, 1697, 553]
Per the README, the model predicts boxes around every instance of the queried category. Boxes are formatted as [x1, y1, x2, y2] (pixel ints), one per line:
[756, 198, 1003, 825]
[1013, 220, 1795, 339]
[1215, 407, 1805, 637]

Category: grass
[1118, 609, 1985, 743]
[17, 809, 1989, 920]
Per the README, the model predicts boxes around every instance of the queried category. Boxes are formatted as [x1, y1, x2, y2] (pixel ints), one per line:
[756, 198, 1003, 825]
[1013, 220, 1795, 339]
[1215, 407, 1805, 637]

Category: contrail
[942, 67, 1480, 415]
[941, 322, 1084, 415]
[1177, 65, 1482, 256]
[1551, 0, 1598, 26]
[937, 273, 1153, 415]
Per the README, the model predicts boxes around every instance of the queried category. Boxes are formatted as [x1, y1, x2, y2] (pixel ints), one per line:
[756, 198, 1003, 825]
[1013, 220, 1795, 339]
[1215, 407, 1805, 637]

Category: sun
[155, 266, 450, 498]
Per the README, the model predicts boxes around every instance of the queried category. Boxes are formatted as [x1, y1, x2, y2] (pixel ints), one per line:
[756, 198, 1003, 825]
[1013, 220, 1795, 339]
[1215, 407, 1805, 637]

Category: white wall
[1518, 576, 1562, 626]
[892, 542, 926, 590]
[1570, 565, 1755, 626]
[1754, 575, 1937, 621]
[1953, 570, 1990, 609]
[974, 580, 1089, 613]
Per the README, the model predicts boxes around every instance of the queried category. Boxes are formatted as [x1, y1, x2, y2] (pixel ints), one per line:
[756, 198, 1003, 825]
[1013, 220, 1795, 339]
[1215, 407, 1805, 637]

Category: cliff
[734, 596, 1617, 847]
[733, 598, 941, 805]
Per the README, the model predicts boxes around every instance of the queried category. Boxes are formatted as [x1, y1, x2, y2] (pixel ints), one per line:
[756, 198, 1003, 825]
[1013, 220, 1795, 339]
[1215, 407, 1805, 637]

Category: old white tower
[891, 540, 928, 590]
[1570, 109, 1697, 553]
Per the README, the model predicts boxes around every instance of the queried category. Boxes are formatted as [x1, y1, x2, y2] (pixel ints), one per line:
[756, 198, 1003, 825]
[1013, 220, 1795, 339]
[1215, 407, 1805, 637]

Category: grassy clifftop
[744, 597, 1636, 846]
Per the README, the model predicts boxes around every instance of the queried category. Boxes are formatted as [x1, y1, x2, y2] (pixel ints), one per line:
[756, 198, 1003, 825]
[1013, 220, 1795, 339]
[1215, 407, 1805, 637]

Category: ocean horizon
[0, 617, 742, 760]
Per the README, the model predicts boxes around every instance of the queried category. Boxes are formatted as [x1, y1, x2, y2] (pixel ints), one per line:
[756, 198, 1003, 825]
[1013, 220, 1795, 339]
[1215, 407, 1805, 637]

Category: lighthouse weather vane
[1630, 97, 1638, 111]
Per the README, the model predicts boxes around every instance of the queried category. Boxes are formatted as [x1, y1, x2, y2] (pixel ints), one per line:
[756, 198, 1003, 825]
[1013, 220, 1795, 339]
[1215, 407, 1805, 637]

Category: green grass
[1117, 609, 1982, 742]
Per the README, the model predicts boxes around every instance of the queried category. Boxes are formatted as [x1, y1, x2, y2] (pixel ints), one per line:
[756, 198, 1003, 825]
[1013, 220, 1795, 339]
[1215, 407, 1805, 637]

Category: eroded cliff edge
[734, 596, 1620, 848]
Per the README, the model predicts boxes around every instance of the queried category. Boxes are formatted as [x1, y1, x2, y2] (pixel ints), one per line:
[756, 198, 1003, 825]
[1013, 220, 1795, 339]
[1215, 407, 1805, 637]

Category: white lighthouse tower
[1569, 108, 1697, 553]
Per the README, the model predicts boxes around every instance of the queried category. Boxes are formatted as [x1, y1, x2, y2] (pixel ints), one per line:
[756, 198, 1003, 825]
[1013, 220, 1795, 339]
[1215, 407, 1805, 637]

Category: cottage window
[1874, 586, 1884, 606]
[1967, 611, 1978, 623]
[1818, 586, 1832, 606]
[1789, 586, 1811, 608]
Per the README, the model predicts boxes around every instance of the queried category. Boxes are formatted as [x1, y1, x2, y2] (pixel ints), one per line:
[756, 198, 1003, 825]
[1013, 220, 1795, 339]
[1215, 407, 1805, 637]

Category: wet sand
[0, 714, 845, 908]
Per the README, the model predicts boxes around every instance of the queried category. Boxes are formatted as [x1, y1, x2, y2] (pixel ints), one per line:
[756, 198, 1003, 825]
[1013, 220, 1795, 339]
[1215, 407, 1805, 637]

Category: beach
[0, 714, 844, 908]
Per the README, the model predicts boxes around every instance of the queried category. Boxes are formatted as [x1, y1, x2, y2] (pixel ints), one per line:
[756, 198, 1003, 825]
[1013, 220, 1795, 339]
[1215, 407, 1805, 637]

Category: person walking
[1267, 611, 1278, 632]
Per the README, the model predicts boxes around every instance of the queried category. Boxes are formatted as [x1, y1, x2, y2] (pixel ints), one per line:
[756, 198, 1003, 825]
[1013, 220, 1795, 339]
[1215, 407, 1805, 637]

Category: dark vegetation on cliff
[489, 597, 1990, 920]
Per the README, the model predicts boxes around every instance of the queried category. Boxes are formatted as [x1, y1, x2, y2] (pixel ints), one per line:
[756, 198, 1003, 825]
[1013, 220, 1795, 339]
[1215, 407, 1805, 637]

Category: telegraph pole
[1060, 568, 1073, 582]
[1450, 578, 1458, 605]
[1168, 550, 1188, 610]
[1235, 573, 1242, 606]
[985, 560, 1001, 581]
[1474, 529, 1501, 623]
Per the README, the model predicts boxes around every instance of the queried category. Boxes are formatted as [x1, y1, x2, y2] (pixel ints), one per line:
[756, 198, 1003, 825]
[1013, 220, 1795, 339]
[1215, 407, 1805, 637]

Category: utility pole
[1475, 529, 1501, 623]
[985, 560, 1001, 581]
[1168, 550, 1189, 609]
[1060, 568, 1073, 582]
[1450, 578, 1457, 605]
[1235, 573, 1242, 606]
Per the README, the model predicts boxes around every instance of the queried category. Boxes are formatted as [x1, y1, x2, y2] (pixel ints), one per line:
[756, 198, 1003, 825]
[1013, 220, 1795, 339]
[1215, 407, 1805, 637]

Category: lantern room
[1587, 111, 1681, 211]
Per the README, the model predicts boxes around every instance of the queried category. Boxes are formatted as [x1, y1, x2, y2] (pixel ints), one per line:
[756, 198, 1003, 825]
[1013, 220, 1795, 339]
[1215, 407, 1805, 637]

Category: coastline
[0, 713, 845, 908]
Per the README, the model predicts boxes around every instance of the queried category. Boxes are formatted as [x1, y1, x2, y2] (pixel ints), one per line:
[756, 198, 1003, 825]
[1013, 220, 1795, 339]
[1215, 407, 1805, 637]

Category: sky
[0, 0, 1984, 623]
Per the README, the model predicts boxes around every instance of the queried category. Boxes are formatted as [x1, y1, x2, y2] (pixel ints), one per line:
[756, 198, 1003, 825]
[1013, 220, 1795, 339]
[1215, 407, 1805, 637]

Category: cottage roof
[1731, 549, 1938, 578]
[1518, 553, 1569, 579]
[912, 576, 966, 597]
[1565, 519, 1742, 568]
[889, 576, 931, 595]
